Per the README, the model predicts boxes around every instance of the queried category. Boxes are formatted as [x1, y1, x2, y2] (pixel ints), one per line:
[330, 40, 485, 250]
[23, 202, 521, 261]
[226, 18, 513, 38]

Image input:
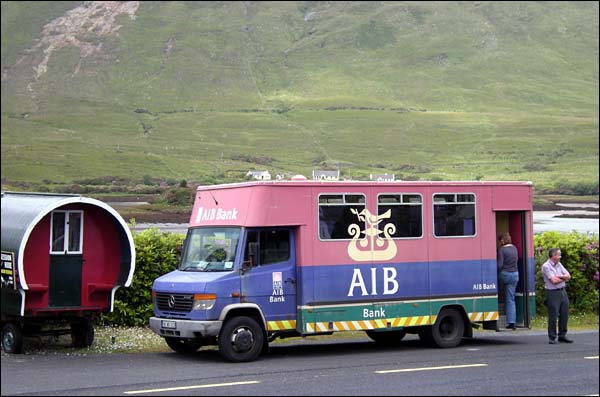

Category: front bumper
[149, 317, 223, 339]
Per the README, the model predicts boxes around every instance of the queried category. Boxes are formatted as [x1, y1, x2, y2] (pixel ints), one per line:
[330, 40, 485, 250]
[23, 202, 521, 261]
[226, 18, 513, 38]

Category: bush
[154, 187, 194, 206]
[99, 228, 184, 326]
[534, 231, 599, 315]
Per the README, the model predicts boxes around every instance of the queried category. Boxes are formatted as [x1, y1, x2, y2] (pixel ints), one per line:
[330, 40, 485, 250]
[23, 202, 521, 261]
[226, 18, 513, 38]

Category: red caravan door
[48, 211, 83, 307]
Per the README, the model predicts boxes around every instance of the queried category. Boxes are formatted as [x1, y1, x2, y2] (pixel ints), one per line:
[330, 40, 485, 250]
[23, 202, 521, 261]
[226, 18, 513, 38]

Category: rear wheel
[218, 316, 264, 363]
[71, 318, 94, 348]
[165, 337, 203, 353]
[365, 330, 406, 345]
[2, 323, 23, 354]
[429, 308, 464, 348]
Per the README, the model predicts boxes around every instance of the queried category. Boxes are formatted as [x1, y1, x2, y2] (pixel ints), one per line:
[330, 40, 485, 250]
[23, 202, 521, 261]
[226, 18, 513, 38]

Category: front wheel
[2, 323, 23, 354]
[429, 308, 465, 348]
[165, 337, 203, 353]
[218, 316, 264, 363]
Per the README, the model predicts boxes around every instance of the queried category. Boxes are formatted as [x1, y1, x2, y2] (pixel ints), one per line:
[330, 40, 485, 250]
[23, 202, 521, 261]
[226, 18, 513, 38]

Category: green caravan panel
[49, 255, 82, 307]
[1, 289, 22, 316]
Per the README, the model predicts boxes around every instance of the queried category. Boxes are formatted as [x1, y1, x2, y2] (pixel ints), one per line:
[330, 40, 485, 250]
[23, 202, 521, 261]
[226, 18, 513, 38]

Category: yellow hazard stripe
[468, 311, 498, 321]
[266, 320, 296, 331]
[305, 315, 433, 333]
[304, 312, 498, 333]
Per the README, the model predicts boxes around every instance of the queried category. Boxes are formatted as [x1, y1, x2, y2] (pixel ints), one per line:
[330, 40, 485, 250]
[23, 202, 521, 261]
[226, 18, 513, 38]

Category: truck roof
[196, 180, 533, 191]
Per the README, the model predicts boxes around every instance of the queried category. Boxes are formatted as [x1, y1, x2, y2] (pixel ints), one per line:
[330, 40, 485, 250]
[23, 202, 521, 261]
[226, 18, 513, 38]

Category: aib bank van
[149, 180, 535, 362]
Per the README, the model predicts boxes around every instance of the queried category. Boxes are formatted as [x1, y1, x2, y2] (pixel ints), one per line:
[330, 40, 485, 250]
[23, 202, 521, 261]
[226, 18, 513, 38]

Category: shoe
[549, 339, 557, 344]
[506, 324, 516, 330]
[558, 337, 573, 343]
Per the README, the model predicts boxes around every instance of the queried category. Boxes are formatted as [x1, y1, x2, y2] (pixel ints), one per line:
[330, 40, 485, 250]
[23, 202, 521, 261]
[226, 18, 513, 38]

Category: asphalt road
[1, 330, 598, 396]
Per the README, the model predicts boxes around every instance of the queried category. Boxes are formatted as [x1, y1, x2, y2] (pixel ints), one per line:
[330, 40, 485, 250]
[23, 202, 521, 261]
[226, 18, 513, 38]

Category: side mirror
[248, 242, 259, 259]
[241, 242, 259, 274]
[241, 258, 252, 274]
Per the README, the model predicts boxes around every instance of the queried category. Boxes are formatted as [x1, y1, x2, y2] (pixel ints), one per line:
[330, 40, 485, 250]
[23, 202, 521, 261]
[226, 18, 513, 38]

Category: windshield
[180, 227, 241, 272]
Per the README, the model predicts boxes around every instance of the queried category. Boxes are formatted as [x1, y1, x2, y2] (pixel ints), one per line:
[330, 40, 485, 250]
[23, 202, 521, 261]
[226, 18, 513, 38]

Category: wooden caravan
[1, 192, 135, 353]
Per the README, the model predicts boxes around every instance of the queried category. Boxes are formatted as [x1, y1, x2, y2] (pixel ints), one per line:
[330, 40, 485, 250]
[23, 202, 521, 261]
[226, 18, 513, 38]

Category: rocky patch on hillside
[17, 1, 139, 95]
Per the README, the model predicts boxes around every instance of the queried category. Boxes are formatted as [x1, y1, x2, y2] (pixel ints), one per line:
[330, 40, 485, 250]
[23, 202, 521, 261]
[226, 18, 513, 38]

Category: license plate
[161, 320, 177, 329]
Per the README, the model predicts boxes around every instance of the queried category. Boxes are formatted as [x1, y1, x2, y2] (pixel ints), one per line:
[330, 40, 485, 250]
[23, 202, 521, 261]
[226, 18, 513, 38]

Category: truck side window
[260, 230, 290, 265]
[433, 193, 476, 237]
[378, 194, 423, 238]
[244, 229, 290, 267]
[244, 231, 259, 267]
[318, 194, 366, 240]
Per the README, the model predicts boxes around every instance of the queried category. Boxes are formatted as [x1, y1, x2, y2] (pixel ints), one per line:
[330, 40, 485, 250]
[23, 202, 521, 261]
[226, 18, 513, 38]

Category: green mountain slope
[1, 1, 598, 192]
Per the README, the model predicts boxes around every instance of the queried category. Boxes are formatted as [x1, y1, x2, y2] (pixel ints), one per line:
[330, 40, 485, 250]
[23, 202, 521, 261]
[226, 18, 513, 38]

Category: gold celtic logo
[347, 209, 397, 261]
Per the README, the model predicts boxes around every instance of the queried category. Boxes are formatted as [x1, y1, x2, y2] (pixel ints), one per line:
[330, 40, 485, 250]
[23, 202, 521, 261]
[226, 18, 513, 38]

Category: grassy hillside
[1, 1, 598, 192]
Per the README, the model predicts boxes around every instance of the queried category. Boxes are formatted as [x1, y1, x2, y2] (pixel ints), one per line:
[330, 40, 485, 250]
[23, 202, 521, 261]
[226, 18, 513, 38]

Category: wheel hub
[3, 331, 15, 350]
[232, 328, 254, 352]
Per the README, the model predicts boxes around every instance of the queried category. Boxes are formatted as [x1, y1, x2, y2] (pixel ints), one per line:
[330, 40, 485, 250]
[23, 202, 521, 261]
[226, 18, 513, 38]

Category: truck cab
[150, 225, 298, 362]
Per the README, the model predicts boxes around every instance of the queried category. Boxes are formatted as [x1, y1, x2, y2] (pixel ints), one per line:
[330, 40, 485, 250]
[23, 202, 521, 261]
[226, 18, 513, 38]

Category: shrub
[153, 187, 194, 206]
[99, 228, 184, 326]
[534, 231, 599, 315]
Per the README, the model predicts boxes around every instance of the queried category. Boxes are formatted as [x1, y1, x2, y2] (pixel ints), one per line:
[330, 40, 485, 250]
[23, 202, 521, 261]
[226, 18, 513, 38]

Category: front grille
[155, 293, 193, 313]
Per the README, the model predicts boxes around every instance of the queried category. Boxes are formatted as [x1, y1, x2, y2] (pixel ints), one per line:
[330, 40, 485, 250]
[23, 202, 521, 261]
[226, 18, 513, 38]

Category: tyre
[165, 337, 203, 353]
[71, 318, 94, 348]
[429, 308, 464, 348]
[365, 330, 406, 345]
[2, 323, 24, 354]
[218, 316, 264, 363]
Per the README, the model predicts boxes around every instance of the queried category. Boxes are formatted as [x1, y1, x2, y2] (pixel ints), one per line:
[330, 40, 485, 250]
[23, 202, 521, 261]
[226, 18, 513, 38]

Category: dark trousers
[546, 288, 569, 340]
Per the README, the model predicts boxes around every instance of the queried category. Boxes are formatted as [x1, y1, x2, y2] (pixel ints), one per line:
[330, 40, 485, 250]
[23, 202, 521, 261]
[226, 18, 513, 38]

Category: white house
[246, 170, 271, 180]
[370, 173, 395, 182]
[312, 170, 340, 181]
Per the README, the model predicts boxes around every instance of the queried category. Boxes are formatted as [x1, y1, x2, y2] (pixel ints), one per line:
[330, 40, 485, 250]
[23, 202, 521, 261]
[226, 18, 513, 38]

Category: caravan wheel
[71, 318, 95, 348]
[2, 323, 23, 354]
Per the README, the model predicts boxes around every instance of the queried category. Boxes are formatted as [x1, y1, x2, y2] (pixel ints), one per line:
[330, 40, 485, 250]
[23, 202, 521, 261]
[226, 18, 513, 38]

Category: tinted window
[378, 194, 422, 238]
[319, 194, 366, 240]
[433, 193, 476, 237]
[244, 229, 290, 266]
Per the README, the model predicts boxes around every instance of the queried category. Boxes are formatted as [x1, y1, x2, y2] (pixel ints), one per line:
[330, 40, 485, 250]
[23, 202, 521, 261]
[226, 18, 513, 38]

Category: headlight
[192, 293, 216, 310]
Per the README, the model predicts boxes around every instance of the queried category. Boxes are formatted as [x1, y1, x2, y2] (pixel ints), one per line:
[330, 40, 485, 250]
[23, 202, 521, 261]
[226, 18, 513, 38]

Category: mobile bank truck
[150, 180, 535, 362]
[1, 192, 135, 353]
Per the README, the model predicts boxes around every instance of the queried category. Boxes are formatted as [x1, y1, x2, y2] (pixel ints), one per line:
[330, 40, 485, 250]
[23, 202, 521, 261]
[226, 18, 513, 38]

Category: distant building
[312, 170, 340, 181]
[246, 170, 271, 180]
[370, 173, 395, 182]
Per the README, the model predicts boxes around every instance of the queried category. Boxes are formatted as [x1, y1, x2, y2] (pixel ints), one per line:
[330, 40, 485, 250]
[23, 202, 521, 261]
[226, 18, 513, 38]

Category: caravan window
[50, 211, 83, 254]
